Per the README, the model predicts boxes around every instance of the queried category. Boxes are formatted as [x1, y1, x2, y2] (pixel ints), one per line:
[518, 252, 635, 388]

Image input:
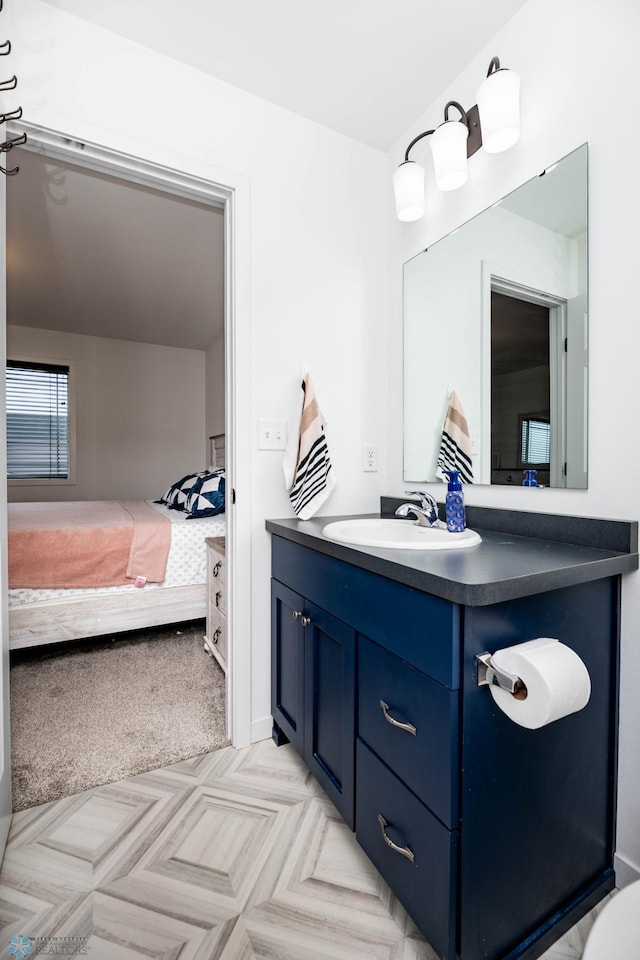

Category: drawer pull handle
[377, 814, 415, 863]
[212, 628, 221, 645]
[212, 561, 222, 577]
[380, 700, 416, 736]
[215, 590, 223, 608]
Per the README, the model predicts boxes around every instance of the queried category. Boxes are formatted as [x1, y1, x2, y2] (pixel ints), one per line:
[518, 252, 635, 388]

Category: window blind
[521, 417, 551, 466]
[6, 360, 70, 479]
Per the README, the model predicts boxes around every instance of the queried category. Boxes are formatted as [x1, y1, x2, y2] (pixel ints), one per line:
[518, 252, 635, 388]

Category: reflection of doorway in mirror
[489, 283, 567, 487]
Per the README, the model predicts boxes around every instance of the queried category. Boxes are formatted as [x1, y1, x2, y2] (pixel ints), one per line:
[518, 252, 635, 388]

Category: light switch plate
[258, 418, 288, 451]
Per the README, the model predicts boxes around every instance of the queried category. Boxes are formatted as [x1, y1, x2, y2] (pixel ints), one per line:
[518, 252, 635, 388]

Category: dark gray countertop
[265, 507, 639, 606]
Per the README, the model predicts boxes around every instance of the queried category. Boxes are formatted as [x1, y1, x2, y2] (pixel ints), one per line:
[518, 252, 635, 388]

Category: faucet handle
[405, 489, 435, 504]
[404, 489, 438, 518]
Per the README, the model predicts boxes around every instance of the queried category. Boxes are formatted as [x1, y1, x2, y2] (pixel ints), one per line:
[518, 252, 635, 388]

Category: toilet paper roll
[489, 637, 591, 729]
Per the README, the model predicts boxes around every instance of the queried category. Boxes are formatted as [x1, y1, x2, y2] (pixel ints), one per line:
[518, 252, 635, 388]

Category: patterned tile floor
[0, 739, 611, 958]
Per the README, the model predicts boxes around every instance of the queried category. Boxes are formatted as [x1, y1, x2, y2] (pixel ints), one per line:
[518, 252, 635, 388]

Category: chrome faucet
[395, 490, 444, 527]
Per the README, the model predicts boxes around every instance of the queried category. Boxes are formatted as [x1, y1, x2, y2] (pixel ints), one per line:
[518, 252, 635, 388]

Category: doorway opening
[487, 278, 567, 488]
[3, 122, 251, 809]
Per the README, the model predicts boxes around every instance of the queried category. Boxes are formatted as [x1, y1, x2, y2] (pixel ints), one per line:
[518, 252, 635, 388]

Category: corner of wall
[614, 853, 640, 890]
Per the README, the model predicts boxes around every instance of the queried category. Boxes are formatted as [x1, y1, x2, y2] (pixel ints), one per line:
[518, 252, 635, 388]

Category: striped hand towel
[436, 390, 474, 483]
[283, 374, 336, 519]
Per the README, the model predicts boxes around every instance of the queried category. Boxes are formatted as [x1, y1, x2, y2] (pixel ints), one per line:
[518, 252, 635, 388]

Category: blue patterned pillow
[159, 470, 209, 511]
[185, 471, 225, 518]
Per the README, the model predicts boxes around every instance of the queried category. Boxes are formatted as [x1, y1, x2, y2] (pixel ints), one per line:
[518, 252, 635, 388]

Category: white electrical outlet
[363, 445, 378, 472]
[258, 418, 288, 451]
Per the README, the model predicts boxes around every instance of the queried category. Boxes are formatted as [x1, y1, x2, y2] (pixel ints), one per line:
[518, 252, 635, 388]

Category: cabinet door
[304, 601, 355, 828]
[271, 580, 305, 752]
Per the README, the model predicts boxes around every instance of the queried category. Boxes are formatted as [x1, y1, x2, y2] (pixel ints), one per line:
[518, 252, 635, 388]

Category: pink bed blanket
[8, 500, 171, 589]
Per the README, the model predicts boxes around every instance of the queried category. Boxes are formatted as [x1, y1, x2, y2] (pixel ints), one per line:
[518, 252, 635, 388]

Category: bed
[8, 435, 226, 651]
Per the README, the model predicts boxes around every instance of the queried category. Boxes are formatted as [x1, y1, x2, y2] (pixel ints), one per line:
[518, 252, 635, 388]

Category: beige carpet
[9, 620, 228, 811]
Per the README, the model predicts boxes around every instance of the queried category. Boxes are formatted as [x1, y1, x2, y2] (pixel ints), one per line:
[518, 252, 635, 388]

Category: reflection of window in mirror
[490, 290, 560, 487]
[519, 415, 551, 467]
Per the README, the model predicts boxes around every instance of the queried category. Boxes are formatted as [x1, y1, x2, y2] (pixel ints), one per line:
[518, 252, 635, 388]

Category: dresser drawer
[207, 539, 226, 617]
[205, 605, 227, 670]
[210, 580, 226, 617]
[358, 636, 459, 829]
[356, 739, 457, 960]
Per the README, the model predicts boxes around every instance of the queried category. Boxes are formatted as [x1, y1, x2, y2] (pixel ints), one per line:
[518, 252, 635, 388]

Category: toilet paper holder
[476, 651, 527, 696]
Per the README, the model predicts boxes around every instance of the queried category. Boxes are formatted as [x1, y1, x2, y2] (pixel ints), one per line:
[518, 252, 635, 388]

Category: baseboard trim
[250, 715, 273, 744]
[614, 852, 640, 888]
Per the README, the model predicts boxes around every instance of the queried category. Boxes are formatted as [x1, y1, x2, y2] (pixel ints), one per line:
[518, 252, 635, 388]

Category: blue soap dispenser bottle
[443, 469, 466, 532]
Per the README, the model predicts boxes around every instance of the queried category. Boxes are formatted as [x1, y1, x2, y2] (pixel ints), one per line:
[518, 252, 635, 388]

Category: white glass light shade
[393, 160, 425, 221]
[430, 121, 469, 191]
[476, 67, 521, 153]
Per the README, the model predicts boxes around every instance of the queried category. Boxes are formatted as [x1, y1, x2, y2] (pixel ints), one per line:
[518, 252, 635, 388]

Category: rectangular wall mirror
[403, 143, 588, 488]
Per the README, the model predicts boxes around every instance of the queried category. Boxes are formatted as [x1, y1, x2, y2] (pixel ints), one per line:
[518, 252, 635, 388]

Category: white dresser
[203, 536, 226, 672]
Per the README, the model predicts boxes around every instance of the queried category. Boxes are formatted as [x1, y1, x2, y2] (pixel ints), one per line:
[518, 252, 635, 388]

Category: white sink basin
[322, 518, 481, 551]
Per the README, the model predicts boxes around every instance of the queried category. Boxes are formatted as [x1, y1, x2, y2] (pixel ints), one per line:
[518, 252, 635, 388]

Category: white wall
[8, 2, 388, 742]
[387, 0, 640, 885]
[7, 325, 206, 502]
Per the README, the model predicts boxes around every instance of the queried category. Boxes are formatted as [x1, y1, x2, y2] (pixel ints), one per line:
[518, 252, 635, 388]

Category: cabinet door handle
[293, 610, 302, 620]
[379, 700, 416, 736]
[212, 627, 221, 645]
[215, 590, 222, 608]
[300, 615, 311, 627]
[292, 611, 311, 627]
[377, 814, 415, 863]
[212, 561, 222, 577]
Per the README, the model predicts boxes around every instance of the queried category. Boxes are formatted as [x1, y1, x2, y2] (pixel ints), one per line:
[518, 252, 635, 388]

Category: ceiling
[41, 0, 528, 151]
[7, 148, 225, 350]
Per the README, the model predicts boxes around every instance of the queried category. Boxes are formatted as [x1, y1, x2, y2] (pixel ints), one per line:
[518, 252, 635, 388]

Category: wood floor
[0, 739, 611, 958]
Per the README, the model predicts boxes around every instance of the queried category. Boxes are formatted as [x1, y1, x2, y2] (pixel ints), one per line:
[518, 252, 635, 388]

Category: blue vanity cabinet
[271, 535, 461, 957]
[458, 576, 619, 960]
[269, 528, 624, 960]
[271, 577, 356, 826]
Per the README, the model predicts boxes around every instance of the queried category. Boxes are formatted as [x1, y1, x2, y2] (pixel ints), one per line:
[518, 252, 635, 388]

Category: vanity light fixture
[393, 56, 521, 221]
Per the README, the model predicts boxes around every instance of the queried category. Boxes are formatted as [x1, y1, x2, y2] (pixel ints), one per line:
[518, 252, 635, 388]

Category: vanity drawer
[358, 636, 459, 828]
[356, 738, 457, 960]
